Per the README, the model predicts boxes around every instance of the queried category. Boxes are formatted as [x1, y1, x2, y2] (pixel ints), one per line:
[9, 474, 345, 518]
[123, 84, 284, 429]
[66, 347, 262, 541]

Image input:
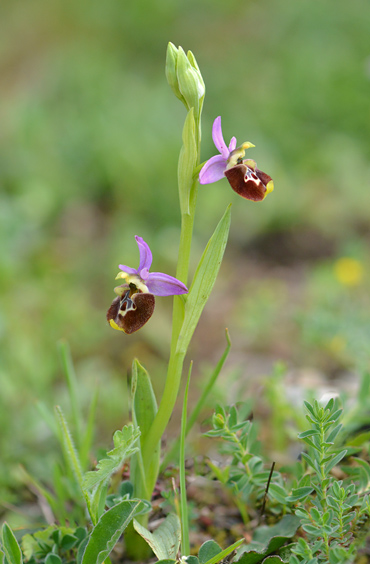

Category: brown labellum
[224, 163, 273, 202]
[107, 291, 155, 334]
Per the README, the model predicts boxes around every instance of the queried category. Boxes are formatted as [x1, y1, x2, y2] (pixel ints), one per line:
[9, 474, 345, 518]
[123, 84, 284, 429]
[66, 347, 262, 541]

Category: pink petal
[228, 136, 237, 152]
[118, 265, 138, 275]
[135, 236, 153, 272]
[199, 154, 227, 184]
[146, 272, 188, 296]
[212, 116, 229, 159]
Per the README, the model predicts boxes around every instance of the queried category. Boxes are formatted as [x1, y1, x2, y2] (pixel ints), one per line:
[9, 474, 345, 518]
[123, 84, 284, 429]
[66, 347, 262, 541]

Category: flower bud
[165, 42, 186, 105]
[176, 47, 205, 114]
[187, 50, 205, 103]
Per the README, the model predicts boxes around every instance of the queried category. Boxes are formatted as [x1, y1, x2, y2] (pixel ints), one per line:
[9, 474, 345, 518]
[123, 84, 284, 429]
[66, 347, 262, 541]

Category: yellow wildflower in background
[334, 257, 363, 286]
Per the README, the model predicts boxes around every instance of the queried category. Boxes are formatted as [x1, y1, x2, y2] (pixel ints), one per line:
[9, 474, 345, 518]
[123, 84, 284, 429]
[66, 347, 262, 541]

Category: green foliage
[133, 513, 181, 561]
[84, 425, 140, 492]
[177, 204, 231, 355]
[3, 18, 370, 564]
[288, 400, 370, 563]
[1, 523, 23, 564]
[206, 399, 369, 563]
[20, 525, 87, 564]
[130, 359, 159, 502]
[81, 499, 149, 564]
[205, 403, 278, 523]
[234, 516, 300, 563]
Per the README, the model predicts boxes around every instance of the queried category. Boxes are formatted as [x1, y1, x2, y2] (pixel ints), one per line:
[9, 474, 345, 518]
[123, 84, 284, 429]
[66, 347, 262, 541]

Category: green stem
[141, 119, 201, 467]
[180, 363, 192, 556]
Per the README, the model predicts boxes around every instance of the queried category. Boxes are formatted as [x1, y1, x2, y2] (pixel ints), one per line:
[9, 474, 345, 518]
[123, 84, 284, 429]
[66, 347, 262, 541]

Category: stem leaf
[176, 205, 231, 355]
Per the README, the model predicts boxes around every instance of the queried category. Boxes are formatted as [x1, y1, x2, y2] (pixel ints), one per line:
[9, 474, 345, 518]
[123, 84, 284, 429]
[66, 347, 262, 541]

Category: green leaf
[268, 484, 288, 504]
[180, 363, 192, 556]
[178, 109, 197, 215]
[286, 486, 314, 502]
[235, 515, 301, 563]
[324, 450, 347, 473]
[133, 513, 181, 561]
[186, 329, 231, 433]
[297, 430, 320, 439]
[326, 424, 342, 444]
[21, 526, 74, 560]
[80, 383, 99, 470]
[130, 359, 160, 502]
[58, 340, 82, 450]
[81, 499, 147, 564]
[60, 533, 78, 550]
[185, 557, 200, 564]
[303, 401, 316, 420]
[199, 540, 222, 564]
[83, 424, 140, 491]
[177, 205, 231, 356]
[54, 406, 84, 497]
[0, 549, 5, 564]
[45, 554, 62, 564]
[1, 523, 23, 564]
[203, 539, 244, 564]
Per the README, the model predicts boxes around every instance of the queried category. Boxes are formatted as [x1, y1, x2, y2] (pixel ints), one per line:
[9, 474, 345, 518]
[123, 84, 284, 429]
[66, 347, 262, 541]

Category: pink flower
[107, 236, 188, 334]
[199, 117, 274, 202]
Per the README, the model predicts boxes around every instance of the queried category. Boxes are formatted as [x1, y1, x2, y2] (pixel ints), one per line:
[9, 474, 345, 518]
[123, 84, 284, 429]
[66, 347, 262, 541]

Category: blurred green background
[1, 0, 370, 520]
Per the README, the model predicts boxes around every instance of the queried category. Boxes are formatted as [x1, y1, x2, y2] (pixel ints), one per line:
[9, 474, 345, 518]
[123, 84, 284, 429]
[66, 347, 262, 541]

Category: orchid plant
[103, 43, 273, 535]
[2, 41, 369, 564]
[0, 43, 275, 564]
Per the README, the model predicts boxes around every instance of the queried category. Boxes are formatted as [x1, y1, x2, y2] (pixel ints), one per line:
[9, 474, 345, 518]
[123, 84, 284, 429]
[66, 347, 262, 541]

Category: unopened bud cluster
[166, 43, 205, 115]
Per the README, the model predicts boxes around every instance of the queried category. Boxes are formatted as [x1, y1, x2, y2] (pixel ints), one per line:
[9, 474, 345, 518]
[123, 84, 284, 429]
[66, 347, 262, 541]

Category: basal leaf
[133, 513, 181, 560]
[81, 500, 147, 564]
[1, 523, 23, 564]
[131, 359, 160, 501]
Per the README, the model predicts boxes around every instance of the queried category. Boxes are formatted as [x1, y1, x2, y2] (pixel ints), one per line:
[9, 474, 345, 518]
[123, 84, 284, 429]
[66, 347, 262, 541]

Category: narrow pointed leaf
[177, 205, 231, 355]
[54, 406, 85, 499]
[131, 359, 160, 501]
[1, 523, 23, 564]
[325, 450, 347, 474]
[133, 514, 181, 560]
[286, 486, 314, 502]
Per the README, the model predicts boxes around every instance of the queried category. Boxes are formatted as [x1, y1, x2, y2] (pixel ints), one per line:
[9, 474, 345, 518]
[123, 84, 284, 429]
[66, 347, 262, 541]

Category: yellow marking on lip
[109, 319, 126, 332]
